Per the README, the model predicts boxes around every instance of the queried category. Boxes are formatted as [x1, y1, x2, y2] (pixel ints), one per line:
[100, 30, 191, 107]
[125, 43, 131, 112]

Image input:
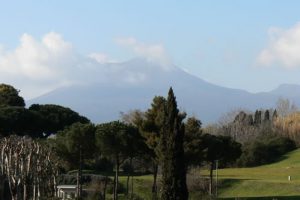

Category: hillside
[28, 58, 300, 124]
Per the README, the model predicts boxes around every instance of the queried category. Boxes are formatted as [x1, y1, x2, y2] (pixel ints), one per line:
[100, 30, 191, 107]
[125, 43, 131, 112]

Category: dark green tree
[0, 107, 39, 137]
[0, 104, 89, 138]
[160, 88, 188, 200]
[184, 117, 205, 167]
[272, 109, 278, 121]
[55, 122, 96, 198]
[141, 96, 166, 199]
[29, 104, 90, 137]
[254, 110, 262, 125]
[264, 110, 270, 122]
[96, 121, 137, 200]
[203, 134, 241, 195]
[0, 84, 25, 107]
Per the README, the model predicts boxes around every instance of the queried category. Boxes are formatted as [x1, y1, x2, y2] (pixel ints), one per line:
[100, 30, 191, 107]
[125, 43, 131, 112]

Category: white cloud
[257, 22, 300, 69]
[0, 33, 172, 99]
[88, 53, 117, 64]
[0, 32, 79, 98]
[115, 37, 171, 68]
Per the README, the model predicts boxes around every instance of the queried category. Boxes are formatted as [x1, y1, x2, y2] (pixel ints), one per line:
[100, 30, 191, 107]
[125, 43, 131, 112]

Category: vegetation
[159, 88, 188, 200]
[0, 84, 25, 107]
[0, 83, 299, 199]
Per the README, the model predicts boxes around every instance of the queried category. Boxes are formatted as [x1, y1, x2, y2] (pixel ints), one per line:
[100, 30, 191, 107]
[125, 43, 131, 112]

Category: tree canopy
[0, 84, 25, 107]
[160, 88, 188, 200]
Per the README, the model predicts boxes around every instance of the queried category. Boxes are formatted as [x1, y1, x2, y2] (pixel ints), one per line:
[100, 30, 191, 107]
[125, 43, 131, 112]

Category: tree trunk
[103, 176, 108, 200]
[126, 170, 130, 197]
[131, 174, 134, 199]
[77, 169, 80, 198]
[77, 146, 83, 199]
[126, 157, 133, 198]
[23, 183, 27, 200]
[114, 157, 119, 200]
[151, 162, 158, 200]
[209, 162, 214, 196]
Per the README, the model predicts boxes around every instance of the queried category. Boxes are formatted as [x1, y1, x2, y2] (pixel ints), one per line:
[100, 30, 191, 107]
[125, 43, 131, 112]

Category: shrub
[237, 135, 296, 167]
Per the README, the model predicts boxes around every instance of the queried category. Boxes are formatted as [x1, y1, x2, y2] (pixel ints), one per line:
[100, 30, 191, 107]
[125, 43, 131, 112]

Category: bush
[237, 135, 296, 167]
[94, 157, 114, 172]
[106, 182, 125, 194]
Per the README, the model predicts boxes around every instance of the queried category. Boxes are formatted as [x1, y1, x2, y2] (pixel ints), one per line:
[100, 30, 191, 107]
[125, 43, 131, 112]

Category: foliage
[0, 106, 41, 137]
[273, 112, 300, 145]
[218, 109, 276, 144]
[276, 97, 298, 117]
[184, 117, 205, 167]
[55, 122, 96, 168]
[96, 121, 144, 200]
[160, 88, 188, 200]
[96, 121, 143, 164]
[204, 134, 242, 166]
[237, 135, 296, 167]
[0, 104, 90, 138]
[29, 104, 90, 137]
[0, 84, 25, 107]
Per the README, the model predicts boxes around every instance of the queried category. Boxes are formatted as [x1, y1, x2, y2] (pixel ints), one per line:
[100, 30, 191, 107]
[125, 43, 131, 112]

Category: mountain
[27, 58, 300, 124]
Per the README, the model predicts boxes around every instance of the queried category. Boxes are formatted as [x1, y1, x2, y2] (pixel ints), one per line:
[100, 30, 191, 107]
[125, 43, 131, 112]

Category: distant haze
[28, 58, 300, 124]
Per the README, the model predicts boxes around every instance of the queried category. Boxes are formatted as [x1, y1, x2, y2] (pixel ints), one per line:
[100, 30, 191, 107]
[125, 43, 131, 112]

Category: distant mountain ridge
[28, 58, 300, 124]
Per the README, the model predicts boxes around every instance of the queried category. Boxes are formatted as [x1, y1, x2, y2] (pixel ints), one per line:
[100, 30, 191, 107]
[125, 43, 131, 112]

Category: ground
[86, 149, 300, 199]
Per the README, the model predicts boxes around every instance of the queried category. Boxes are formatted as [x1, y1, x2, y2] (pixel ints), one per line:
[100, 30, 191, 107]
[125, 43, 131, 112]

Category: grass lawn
[83, 149, 300, 199]
[206, 149, 300, 199]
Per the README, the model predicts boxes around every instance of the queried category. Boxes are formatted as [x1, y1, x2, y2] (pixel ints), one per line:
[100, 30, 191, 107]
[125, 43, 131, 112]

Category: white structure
[57, 185, 77, 200]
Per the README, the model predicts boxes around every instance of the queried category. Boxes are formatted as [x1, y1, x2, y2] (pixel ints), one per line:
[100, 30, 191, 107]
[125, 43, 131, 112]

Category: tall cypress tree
[160, 88, 188, 200]
[254, 110, 262, 125]
[264, 110, 270, 122]
[272, 109, 278, 121]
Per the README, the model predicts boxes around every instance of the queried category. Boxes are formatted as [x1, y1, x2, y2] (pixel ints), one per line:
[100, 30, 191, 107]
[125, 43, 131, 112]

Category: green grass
[206, 149, 300, 199]
[84, 149, 300, 199]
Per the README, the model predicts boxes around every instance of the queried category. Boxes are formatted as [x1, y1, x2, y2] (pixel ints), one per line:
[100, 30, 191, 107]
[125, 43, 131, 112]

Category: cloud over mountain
[115, 37, 171, 68]
[0, 33, 173, 99]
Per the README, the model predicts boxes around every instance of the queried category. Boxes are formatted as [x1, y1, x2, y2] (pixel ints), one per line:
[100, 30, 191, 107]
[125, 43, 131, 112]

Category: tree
[0, 104, 90, 138]
[0, 135, 60, 200]
[0, 84, 25, 107]
[56, 123, 96, 198]
[0, 106, 40, 137]
[237, 135, 296, 167]
[272, 109, 278, 120]
[203, 134, 241, 196]
[184, 117, 205, 167]
[121, 111, 151, 198]
[29, 104, 90, 137]
[120, 109, 145, 127]
[264, 110, 270, 122]
[96, 121, 137, 200]
[276, 98, 298, 117]
[160, 88, 188, 200]
[254, 110, 262, 125]
[141, 96, 166, 199]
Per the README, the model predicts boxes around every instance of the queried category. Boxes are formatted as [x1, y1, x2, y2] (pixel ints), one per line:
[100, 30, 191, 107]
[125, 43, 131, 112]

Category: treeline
[0, 84, 242, 199]
[0, 84, 89, 138]
[210, 102, 298, 167]
[0, 83, 299, 199]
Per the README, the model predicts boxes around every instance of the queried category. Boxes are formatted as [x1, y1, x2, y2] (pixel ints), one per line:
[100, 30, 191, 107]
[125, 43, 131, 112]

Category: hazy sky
[1, 1, 300, 98]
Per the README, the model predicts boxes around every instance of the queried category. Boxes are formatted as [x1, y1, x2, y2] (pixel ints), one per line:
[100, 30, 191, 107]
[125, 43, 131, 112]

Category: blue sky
[1, 1, 300, 98]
